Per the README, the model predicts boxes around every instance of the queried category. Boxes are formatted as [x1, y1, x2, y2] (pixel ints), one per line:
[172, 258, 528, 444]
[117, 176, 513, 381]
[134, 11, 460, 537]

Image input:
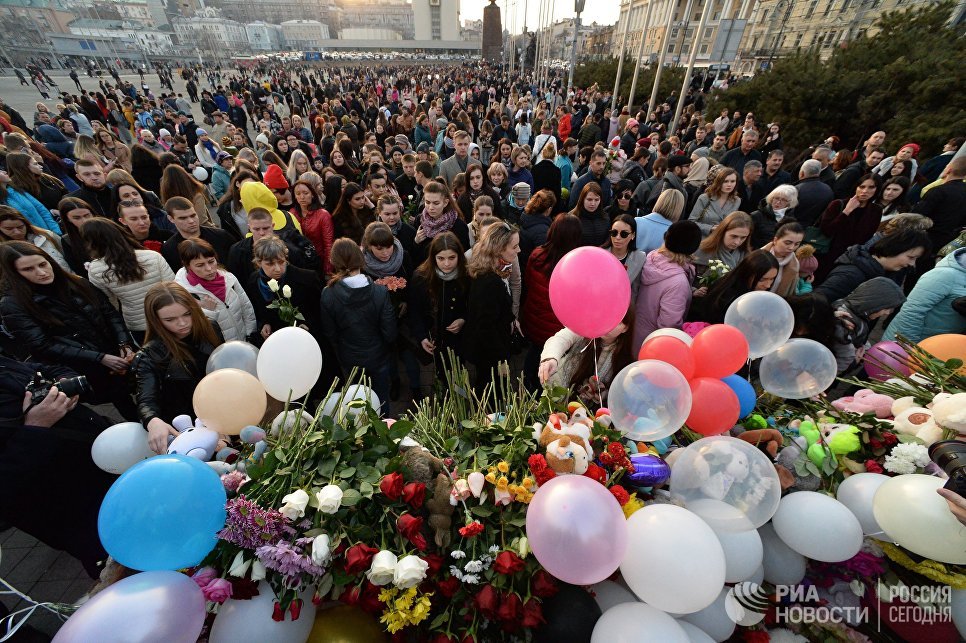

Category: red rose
[497, 591, 522, 623]
[272, 600, 284, 621]
[359, 581, 383, 614]
[869, 437, 884, 450]
[493, 551, 525, 575]
[339, 584, 362, 606]
[230, 577, 259, 600]
[882, 432, 898, 446]
[459, 521, 485, 538]
[402, 481, 426, 508]
[397, 513, 428, 550]
[421, 553, 445, 577]
[473, 584, 499, 619]
[865, 459, 884, 474]
[610, 485, 630, 506]
[343, 543, 379, 574]
[583, 463, 607, 483]
[438, 575, 460, 597]
[520, 598, 545, 628]
[380, 472, 404, 500]
[531, 569, 558, 597]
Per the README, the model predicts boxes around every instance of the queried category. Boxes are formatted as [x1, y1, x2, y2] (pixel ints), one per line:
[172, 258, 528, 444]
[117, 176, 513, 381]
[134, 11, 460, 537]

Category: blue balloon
[98, 454, 227, 571]
[722, 374, 757, 419]
[650, 436, 673, 455]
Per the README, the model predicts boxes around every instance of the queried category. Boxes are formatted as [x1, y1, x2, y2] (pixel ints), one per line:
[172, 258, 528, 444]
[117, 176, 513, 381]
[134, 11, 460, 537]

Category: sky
[459, 0, 621, 34]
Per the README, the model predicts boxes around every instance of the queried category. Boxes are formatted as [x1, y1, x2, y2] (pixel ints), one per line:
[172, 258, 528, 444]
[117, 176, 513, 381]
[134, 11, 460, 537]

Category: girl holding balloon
[133, 282, 223, 453]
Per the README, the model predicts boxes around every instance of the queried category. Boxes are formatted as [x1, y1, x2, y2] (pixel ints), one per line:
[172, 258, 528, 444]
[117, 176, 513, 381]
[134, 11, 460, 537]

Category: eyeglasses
[119, 199, 143, 207]
[619, 192, 632, 199]
[610, 229, 631, 238]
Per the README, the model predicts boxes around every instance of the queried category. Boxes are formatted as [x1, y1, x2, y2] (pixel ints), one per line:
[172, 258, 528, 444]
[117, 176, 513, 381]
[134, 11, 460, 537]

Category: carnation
[884, 443, 930, 474]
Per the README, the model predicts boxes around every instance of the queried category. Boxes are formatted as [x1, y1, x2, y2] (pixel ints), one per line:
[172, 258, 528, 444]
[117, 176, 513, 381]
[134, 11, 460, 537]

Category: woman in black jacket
[243, 235, 324, 341]
[57, 197, 96, 277]
[457, 164, 506, 223]
[464, 221, 520, 394]
[531, 141, 563, 213]
[133, 282, 222, 453]
[320, 239, 397, 414]
[0, 241, 137, 418]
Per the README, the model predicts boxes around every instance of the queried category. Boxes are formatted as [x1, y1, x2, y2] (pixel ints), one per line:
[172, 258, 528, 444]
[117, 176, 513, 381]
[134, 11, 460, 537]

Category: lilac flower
[219, 495, 295, 550]
[256, 539, 326, 586]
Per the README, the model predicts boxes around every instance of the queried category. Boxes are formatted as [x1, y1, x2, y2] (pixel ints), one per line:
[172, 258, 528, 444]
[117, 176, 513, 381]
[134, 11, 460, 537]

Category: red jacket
[520, 248, 564, 345]
[292, 207, 335, 273]
[558, 113, 572, 141]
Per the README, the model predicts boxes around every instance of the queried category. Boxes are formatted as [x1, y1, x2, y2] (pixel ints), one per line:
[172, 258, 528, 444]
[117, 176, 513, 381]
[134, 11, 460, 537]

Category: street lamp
[567, 0, 585, 96]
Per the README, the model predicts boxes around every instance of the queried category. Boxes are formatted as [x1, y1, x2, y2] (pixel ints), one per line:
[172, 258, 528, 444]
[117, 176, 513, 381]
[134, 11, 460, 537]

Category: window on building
[671, 27, 679, 38]
[762, 9, 770, 21]
[704, 27, 714, 38]
[794, 32, 803, 47]
[823, 0, 834, 17]
[805, 0, 817, 18]
[751, 35, 760, 49]
[700, 43, 709, 53]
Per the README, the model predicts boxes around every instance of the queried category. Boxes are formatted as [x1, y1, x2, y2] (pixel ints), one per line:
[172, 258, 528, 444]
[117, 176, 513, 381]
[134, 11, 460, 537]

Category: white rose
[311, 534, 331, 566]
[393, 555, 429, 589]
[316, 484, 343, 514]
[267, 278, 280, 292]
[251, 559, 267, 581]
[518, 536, 529, 559]
[367, 550, 398, 586]
[229, 550, 251, 577]
[279, 489, 309, 520]
[282, 284, 292, 298]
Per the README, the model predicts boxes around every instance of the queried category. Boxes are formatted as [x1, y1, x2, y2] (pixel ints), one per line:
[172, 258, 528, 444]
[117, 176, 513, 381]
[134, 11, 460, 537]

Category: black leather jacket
[132, 337, 217, 425]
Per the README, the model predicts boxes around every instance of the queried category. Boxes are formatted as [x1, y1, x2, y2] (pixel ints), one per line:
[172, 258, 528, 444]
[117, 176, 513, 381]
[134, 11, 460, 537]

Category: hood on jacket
[330, 276, 375, 306]
[834, 244, 882, 275]
[641, 251, 688, 286]
[239, 181, 296, 232]
[520, 211, 550, 231]
[842, 277, 906, 316]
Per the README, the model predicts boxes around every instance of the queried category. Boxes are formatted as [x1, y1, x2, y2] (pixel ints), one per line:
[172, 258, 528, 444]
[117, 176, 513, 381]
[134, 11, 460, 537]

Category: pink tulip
[467, 472, 486, 498]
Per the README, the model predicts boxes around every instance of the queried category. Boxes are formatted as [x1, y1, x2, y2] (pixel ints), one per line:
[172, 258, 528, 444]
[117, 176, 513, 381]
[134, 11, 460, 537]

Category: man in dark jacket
[491, 114, 517, 144]
[720, 130, 763, 175]
[161, 197, 235, 272]
[913, 156, 966, 267]
[568, 150, 612, 209]
[577, 113, 602, 148]
[644, 155, 690, 212]
[518, 197, 552, 270]
[834, 148, 886, 200]
[760, 149, 793, 195]
[794, 160, 834, 228]
[227, 208, 319, 283]
[68, 159, 113, 218]
[737, 161, 765, 213]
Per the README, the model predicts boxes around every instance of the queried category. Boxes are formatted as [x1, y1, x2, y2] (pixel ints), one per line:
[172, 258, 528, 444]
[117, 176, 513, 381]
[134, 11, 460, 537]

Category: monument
[482, 0, 504, 63]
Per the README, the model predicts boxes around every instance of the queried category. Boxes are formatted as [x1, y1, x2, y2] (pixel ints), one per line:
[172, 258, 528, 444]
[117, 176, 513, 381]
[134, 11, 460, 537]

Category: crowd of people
[0, 59, 962, 574]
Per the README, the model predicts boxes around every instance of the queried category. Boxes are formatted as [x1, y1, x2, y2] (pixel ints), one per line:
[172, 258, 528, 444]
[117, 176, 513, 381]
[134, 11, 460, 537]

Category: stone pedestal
[482, 0, 504, 64]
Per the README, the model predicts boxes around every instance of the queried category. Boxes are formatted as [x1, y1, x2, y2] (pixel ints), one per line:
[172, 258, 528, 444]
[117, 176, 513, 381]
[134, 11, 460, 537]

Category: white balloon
[759, 339, 838, 399]
[836, 473, 890, 536]
[645, 327, 694, 346]
[91, 422, 155, 474]
[747, 564, 765, 586]
[590, 580, 638, 613]
[607, 360, 693, 441]
[772, 492, 863, 562]
[209, 581, 315, 643]
[677, 620, 716, 643]
[620, 505, 726, 614]
[952, 588, 966, 640]
[680, 588, 736, 642]
[714, 526, 763, 583]
[207, 341, 259, 376]
[320, 385, 381, 420]
[192, 166, 208, 181]
[759, 523, 806, 586]
[591, 602, 689, 643]
[724, 291, 794, 358]
[256, 326, 322, 400]
[873, 474, 966, 564]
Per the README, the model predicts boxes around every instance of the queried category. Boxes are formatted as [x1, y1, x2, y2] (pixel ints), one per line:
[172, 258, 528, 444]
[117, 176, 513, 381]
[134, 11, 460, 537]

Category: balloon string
[0, 545, 72, 641]
[578, 338, 603, 408]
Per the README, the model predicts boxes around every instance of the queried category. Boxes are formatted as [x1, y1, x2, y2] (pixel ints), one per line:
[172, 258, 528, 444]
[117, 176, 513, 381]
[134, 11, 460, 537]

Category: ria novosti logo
[725, 582, 770, 626]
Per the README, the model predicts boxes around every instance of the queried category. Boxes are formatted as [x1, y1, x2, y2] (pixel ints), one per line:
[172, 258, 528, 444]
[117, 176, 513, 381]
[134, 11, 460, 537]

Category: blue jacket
[555, 155, 574, 191]
[415, 125, 433, 148]
[884, 248, 966, 343]
[4, 188, 61, 234]
[568, 171, 612, 209]
[635, 212, 674, 254]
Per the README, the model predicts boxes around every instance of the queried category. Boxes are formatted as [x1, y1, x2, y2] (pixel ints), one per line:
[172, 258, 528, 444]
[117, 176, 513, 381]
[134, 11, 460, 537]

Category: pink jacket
[632, 251, 695, 353]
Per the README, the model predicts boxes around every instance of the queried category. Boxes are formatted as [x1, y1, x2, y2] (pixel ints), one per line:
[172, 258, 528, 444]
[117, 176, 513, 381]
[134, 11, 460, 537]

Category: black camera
[25, 371, 90, 409]
[929, 440, 966, 498]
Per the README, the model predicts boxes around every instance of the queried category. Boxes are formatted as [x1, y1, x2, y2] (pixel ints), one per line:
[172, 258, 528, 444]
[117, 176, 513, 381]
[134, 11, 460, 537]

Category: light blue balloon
[98, 454, 227, 571]
[721, 374, 757, 419]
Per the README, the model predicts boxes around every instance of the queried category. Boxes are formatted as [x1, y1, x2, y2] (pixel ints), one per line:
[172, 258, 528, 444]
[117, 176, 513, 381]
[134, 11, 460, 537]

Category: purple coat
[632, 251, 695, 353]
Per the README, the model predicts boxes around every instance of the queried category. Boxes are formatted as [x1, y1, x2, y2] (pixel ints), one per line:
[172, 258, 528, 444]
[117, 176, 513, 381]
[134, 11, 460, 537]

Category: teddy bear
[681, 440, 751, 501]
[534, 411, 595, 475]
[892, 406, 943, 445]
[401, 445, 444, 484]
[167, 415, 220, 461]
[832, 389, 896, 419]
[736, 429, 785, 458]
[933, 393, 966, 434]
[426, 472, 455, 548]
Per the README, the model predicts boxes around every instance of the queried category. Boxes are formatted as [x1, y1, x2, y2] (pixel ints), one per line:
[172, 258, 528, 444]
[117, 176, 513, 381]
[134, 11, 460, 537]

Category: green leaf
[330, 425, 349, 442]
[946, 358, 964, 370]
[429, 613, 448, 629]
[318, 453, 340, 478]
[461, 420, 478, 430]
[359, 481, 374, 497]
[470, 505, 495, 517]
[805, 461, 821, 477]
[339, 466, 357, 479]
[444, 436, 459, 451]
[341, 489, 362, 506]
[274, 448, 289, 464]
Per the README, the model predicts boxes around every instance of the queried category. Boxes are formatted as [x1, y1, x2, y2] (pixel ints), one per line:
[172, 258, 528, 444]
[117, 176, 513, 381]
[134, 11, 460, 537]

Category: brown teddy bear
[537, 412, 594, 475]
[425, 473, 455, 548]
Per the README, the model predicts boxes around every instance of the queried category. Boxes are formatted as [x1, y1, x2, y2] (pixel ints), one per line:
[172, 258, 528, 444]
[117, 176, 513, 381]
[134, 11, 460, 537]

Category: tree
[706, 2, 966, 158]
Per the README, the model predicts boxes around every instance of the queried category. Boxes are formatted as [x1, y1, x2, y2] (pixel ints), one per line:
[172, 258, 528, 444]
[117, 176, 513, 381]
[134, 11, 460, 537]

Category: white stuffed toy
[933, 392, 966, 434]
[892, 407, 943, 446]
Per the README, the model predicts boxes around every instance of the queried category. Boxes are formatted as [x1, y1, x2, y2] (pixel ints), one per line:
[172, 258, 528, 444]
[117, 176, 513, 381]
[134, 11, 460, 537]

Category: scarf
[256, 268, 285, 302]
[386, 218, 402, 235]
[186, 268, 227, 302]
[421, 208, 458, 239]
[770, 248, 795, 293]
[201, 138, 218, 160]
[363, 239, 404, 278]
[436, 267, 459, 281]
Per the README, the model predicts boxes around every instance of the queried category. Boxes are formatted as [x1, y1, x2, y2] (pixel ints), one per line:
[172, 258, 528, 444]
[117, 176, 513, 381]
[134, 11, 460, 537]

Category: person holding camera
[0, 242, 138, 419]
[0, 355, 115, 577]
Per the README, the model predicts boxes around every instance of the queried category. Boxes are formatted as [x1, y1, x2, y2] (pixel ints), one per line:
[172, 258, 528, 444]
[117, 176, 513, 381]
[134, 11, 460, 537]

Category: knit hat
[394, 134, 409, 147]
[626, 118, 639, 130]
[797, 245, 818, 277]
[668, 154, 691, 170]
[511, 182, 531, 203]
[158, 128, 171, 138]
[664, 220, 702, 255]
[390, 146, 404, 156]
[263, 164, 289, 191]
[436, 117, 448, 128]
[215, 151, 232, 163]
[255, 133, 270, 146]
[691, 147, 710, 159]
[196, 128, 207, 137]
[636, 137, 651, 148]
[140, 129, 153, 138]
[900, 142, 920, 158]
[416, 142, 430, 153]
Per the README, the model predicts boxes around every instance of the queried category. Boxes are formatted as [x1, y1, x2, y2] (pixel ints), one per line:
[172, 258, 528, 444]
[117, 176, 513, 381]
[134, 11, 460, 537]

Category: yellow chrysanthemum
[497, 461, 509, 473]
[623, 493, 645, 518]
[485, 473, 496, 484]
[497, 476, 509, 489]
[378, 587, 396, 603]
[522, 477, 535, 489]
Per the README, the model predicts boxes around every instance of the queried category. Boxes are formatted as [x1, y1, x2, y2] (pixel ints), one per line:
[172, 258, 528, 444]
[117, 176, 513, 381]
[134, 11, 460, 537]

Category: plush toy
[167, 415, 219, 461]
[933, 392, 966, 434]
[892, 396, 918, 417]
[401, 445, 444, 484]
[271, 408, 315, 436]
[685, 440, 751, 501]
[892, 407, 943, 445]
[534, 411, 595, 475]
[545, 436, 590, 474]
[819, 423, 862, 456]
[425, 472, 455, 548]
[831, 389, 896, 419]
[737, 429, 784, 458]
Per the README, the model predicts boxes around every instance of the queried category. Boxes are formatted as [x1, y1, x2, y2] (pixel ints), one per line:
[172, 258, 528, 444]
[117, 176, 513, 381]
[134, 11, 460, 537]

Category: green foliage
[571, 56, 686, 111]
[705, 2, 966, 157]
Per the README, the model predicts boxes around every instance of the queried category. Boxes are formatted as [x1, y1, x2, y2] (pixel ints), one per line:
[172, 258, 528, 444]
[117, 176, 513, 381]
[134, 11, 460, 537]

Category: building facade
[337, 0, 413, 39]
[280, 18, 330, 50]
[413, 0, 461, 41]
[534, 17, 598, 61]
[172, 8, 248, 54]
[584, 23, 616, 59]
[245, 21, 284, 51]
[217, 0, 338, 34]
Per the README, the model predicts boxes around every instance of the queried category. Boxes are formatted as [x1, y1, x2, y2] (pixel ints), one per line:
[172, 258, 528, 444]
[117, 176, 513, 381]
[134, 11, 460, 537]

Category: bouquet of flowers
[699, 258, 731, 287]
[265, 278, 304, 326]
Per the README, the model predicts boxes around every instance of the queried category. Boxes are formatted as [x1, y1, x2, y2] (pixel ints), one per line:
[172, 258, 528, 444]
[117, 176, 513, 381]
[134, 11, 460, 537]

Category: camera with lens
[929, 440, 966, 498]
[25, 371, 91, 409]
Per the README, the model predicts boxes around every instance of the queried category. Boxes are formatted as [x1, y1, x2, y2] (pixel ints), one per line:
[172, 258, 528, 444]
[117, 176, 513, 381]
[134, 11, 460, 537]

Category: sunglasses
[619, 192, 632, 199]
[610, 229, 631, 238]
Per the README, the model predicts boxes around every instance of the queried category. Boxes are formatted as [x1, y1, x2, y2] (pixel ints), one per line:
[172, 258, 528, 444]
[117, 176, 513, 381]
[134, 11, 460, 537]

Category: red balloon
[691, 324, 749, 378]
[638, 336, 695, 380]
[686, 378, 740, 436]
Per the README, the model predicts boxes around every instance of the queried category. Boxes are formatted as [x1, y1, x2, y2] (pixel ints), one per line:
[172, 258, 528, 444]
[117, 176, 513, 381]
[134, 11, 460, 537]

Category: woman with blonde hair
[693, 210, 754, 283]
[96, 128, 131, 171]
[635, 189, 685, 254]
[688, 166, 740, 237]
[73, 134, 105, 169]
[285, 149, 312, 185]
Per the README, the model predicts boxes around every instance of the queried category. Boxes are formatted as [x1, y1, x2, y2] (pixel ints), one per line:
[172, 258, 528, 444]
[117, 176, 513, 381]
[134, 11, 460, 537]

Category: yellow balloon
[192, 368, 267, 435]
[918, 334, 966, 373]
[307, 605, 387, 643]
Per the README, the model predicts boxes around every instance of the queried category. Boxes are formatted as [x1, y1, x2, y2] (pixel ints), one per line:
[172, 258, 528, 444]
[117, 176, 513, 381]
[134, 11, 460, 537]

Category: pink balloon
[526, 474, 629, 585]
[549, 247, 631, 338]
[864, 341, 912, 381]
[53, 571, 205, 643]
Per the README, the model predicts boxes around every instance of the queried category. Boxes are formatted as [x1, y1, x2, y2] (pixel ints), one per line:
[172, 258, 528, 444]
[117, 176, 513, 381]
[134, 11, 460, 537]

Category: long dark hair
[79, 218, 146, 284]
[534, 213, 583, 277]
[414, 231, 468, 313]
[569, 181, 605, 220]
[787, 292, 836, 351]
[704, 250, 780, 323]
[160, 163, 206, 203]
[6, 152, 64, 197]
[143, 282, 221, 369]
[603, 214, 638, 252]
[57, 197, 95, 263]
[568, 306, 636, 398]
[0, 241, 101, 327]
[331, 182, 366, 242]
